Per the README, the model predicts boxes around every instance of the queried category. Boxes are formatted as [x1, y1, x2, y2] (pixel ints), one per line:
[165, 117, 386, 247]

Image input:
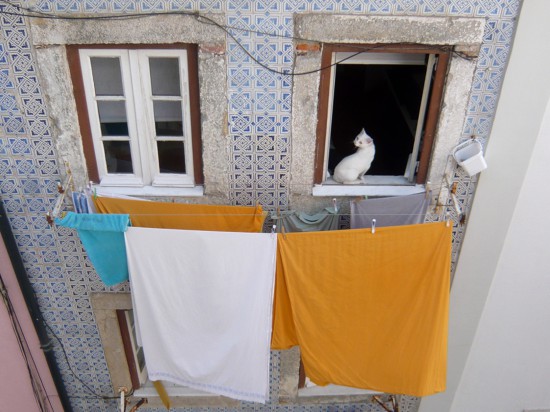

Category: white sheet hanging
[125, 227, 277, 403]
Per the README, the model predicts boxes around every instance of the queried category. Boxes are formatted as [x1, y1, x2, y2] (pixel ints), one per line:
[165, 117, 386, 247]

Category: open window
[314, 44, 450, 186]
[68, 45, 203, 189]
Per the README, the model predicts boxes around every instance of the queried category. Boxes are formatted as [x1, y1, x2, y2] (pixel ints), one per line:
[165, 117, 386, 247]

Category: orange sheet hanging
[93, 196, 266, 232]
[272, 222, 452, 397]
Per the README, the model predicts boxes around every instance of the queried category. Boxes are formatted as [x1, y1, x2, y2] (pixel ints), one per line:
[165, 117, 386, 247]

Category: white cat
[332, 129, 375, 184]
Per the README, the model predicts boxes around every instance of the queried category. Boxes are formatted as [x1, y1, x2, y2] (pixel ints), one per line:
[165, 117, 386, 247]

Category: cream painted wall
[420, 1, 550, 411]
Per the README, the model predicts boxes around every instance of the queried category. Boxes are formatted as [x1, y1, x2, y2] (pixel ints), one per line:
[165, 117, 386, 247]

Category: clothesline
[93, 212, 442, 216]
[55, 202, 453, 400]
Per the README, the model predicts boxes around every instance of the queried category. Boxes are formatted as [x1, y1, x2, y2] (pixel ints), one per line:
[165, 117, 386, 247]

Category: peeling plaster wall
[32, 14, 229, 202]
[290, 15, 482, 210]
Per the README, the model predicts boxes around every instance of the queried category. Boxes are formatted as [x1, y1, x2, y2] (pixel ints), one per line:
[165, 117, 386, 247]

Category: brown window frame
[67, 43, 203, 185]
[116, 309, 146, 390]
[314, 43, 451, 185]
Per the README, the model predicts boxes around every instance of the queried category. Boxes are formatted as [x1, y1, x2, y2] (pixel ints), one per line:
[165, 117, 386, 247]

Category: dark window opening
[328, 63, 428, 177]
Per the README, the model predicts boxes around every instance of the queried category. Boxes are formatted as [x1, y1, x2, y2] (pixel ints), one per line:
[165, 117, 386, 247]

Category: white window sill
[133, 380, 218, 398]
[313, 176, 425, 197]
[93, 185, 204, 198]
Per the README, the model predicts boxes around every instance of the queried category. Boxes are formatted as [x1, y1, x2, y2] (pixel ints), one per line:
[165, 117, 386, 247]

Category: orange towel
[93, 196, 266, 232]
[272, 222, 452, 396]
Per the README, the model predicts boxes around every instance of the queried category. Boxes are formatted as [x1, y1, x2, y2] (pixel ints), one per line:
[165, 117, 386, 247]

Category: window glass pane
[98, 101, 129, 136]
[104, 140, 133, 173]
[90, 57, 124, 96]
[157, 141, 185, 174]
[149, 58, 181, 97]
[153, 101, 183, 136]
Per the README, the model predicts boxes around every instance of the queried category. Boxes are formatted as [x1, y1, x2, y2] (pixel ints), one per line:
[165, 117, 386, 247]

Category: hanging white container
[453, 139, 487, 176]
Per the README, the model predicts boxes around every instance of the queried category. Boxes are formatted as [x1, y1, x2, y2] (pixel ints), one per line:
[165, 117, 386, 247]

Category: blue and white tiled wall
[0, 0, 520, 410]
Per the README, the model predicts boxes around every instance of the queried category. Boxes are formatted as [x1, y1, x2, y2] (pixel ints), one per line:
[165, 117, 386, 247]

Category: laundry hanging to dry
[350, 192, 430, 229]
[125, 227, 277, 403]
[93, 196, 266, 232]
[55, 212, 130, 286]
[272, 222, 452, 397]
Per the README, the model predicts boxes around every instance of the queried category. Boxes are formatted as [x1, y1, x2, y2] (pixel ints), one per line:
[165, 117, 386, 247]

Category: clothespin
[56, 181, 64, 194]
[46, 212, 54, 226]
[446, 212, 451, 227]
[371, 218, 376, 234]
[271, 224, 277, 234]
[332, 198, 338, 213]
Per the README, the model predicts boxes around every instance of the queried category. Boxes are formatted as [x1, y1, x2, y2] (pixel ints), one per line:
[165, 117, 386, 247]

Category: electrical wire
[42, 319, 132, 400]
[0, 253, 130, 401]
[0, 0, 476, 81]
[0, 272, 55, 412]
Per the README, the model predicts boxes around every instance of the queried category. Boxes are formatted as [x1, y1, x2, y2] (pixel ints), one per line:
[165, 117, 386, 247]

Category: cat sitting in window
[333, 129, 375, 184]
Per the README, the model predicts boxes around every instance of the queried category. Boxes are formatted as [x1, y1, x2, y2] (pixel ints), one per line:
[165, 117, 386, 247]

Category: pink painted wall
[0, 236, 65, 411]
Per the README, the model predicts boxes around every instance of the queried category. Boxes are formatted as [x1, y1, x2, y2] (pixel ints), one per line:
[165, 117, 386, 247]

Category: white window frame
[79, 48, 195, 188]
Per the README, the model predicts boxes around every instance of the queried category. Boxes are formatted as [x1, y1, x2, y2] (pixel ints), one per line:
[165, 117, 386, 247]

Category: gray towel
[350, 193, 429, 229]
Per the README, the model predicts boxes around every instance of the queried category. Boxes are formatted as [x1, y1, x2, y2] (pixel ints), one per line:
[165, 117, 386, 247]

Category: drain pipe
[0, 200, 73, 412]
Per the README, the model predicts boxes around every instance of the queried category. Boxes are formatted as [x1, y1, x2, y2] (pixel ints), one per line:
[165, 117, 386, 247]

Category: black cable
[0, 0, 476, 78]
[42, 319, 130, 400]
[0, 273, 54, 412]
[0, 263, 120, 401]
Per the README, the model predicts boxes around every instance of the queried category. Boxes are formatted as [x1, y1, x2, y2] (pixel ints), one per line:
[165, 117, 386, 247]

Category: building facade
[0, 0, 521, 411]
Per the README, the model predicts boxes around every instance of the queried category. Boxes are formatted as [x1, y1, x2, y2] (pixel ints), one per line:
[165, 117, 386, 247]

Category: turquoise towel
[56, 212, 130, 286]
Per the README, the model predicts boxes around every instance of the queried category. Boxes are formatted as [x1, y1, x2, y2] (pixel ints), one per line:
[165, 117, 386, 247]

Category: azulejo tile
[233, 153, 254, 171]
[4, 28, 31, 51]
[255, 153, 276, 171]
[256, 173, 276, 189]
[233, 189, 255, 206]
[139, 0, 168, 11]
[197, 0, 223, 12]
[0, 93, 17, 111]
[2, 115, 25, 134]
[2, 196, 24, 213]
[0, 69, 15, 89]
[229, 113, 253, 134]
[229, 67, 253, 88]
[37, 159, 58, 176]
[19, 178, 42, 194]
[15, 158, 36, 175]
[36, 232, 55, 247]
[232, 172, 253, 189]
[0, 43, 6, 64]
[0, 157, 11, 177]
[16, 75, 40, 96]
[0, 178, 19, 194]
[420, 0, 449, 15]
[28, 118, 50, 137]
[22, 97, 46, 116]
[449, 0, 475, 16]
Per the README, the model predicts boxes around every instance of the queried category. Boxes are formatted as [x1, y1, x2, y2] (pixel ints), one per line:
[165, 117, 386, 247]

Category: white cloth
[125, 227, 277, 403]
